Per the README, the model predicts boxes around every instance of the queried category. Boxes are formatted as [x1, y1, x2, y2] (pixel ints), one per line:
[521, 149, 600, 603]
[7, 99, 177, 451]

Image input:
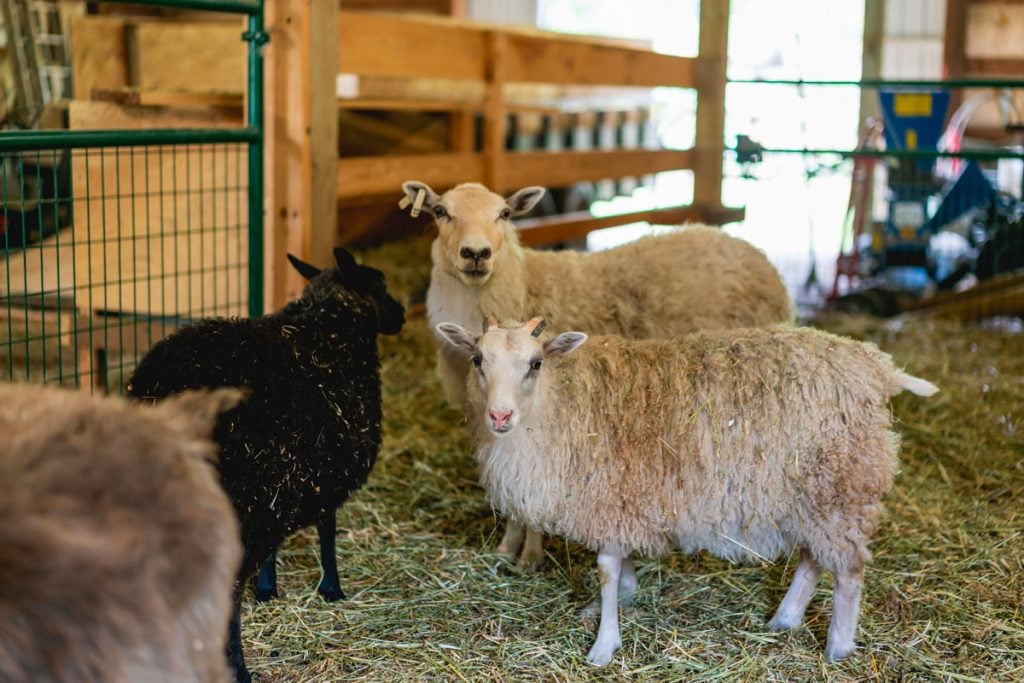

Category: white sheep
[402, 180, 793, 567]
[435, 317, 938, 666]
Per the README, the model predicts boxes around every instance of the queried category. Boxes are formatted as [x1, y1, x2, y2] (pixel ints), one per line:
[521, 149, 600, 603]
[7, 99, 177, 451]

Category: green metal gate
[0, 0, 264, 393]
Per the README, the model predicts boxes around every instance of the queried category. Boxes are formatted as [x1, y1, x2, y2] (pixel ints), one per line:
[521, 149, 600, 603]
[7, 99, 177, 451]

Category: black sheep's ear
[287, 253, 321, 280]
[333, 247, 357, 273]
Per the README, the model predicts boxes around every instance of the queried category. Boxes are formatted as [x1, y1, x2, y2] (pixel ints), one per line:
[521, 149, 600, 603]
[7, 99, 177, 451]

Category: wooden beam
[964, 57, 1024, 75]
[339, 10, 487, 80]
[483, 31, 508, 191]
[944, 0, 968, 80]
[908, 270, 1024, 321]
[501, 149, 693, 193]
[515, 204, 746, 247]
[338, 153, 486, 199]
[503, 34, 695, 87]
[265, 0, 339, 310]
[693, 0, 729, 208]
[337, 149, 692, 199]
[90, 88, 243, 109]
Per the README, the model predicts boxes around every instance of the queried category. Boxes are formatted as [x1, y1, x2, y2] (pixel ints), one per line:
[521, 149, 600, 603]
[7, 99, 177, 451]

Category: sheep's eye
[471, 354, 483, 368]
[433, 205, 448, 219]
[528, 358, 542, 373]
[499, 207, 511, 220]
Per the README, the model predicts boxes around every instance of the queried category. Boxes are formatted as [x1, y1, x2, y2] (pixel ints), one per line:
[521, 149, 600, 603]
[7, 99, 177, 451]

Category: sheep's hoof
[586, 637, 621, 666]
[578, 600, 600, 619]
[253, 587, 279, 603]
[824, 642, 856, 662]
[767, 614, 800, 632]
[515, 550, 545, 572]
[318, 585, 346, 602]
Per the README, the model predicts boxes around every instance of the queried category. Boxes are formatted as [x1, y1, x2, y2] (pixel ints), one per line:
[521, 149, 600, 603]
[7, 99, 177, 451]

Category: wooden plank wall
[68, 101, 247, 318]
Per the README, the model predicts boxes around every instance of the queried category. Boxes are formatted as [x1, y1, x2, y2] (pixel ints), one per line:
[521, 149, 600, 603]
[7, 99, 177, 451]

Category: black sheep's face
[288, 248, 405, 335]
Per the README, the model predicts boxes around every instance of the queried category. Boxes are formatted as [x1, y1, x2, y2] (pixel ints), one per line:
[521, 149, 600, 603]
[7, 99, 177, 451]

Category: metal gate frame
[0, 0, 265, 390]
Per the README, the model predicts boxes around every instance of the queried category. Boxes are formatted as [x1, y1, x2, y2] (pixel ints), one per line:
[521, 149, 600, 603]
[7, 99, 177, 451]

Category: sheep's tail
[893, 370, 939, 397]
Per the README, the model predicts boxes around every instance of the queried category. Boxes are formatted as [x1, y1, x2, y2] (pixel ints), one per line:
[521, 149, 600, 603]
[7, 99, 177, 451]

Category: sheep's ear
[287, 253, 321, 280]
[543, 332, 587, 357]
[435, 323, 478, 355]
[505, 186, 546, 216]
[333, 247, 357, 273]
[157, 387, 248, 440]
[400, 181, 441, 211]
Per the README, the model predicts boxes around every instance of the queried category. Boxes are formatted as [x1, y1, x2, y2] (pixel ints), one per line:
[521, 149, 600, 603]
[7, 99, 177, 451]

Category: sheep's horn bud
[527, 317, 546, 337]
[483, 316, 498, 332]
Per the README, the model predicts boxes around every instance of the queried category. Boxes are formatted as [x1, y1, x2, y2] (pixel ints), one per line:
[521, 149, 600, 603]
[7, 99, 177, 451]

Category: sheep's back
[521, 227, 791, 336]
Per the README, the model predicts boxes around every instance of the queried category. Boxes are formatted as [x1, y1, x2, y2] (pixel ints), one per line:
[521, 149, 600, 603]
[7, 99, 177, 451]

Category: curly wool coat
[128, 249, 404, 682]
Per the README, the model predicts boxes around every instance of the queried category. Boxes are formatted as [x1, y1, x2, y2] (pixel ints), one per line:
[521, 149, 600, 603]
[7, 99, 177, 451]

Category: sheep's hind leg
[316, 511, 345, 602]
[825, 563, 864, 662]
[586, 553, 624, 666]
[496, 520, 526, 559]
[253, 552, 280, 602]
[768, 548, 821, 631]
[516, 527, 545, 570]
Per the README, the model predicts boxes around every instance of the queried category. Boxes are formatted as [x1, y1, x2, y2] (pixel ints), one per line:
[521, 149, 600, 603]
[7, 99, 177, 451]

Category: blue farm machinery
[831, 89, 1024, 317]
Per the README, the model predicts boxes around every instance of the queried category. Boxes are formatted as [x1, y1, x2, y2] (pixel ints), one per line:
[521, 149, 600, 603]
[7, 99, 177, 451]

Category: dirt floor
[242, 237, 1023, 682]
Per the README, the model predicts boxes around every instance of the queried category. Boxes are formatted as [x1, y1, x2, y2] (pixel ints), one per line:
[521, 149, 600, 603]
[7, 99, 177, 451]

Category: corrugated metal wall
[882, 0, 946, 78]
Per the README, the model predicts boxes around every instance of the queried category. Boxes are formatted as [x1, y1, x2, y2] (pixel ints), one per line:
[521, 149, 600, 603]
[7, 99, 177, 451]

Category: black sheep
[127, 247, 404, 683]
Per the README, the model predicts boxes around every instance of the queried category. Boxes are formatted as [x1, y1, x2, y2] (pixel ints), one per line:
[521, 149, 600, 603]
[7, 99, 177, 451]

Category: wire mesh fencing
[1, 141, 250, 391]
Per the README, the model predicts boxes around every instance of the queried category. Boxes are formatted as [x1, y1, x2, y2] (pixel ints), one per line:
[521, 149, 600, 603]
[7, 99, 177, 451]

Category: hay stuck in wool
[239, 238, 1023, 682]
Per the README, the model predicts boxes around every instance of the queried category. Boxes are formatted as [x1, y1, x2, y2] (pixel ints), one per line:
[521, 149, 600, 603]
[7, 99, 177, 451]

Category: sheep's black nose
[460, 247, 492, 262]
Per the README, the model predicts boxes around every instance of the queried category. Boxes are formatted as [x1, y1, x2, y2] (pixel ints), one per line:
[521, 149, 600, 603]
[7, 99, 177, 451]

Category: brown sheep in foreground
[0, 383, 244, 683]
[436, 318, 938, 666]
[403, 180, 793, 567]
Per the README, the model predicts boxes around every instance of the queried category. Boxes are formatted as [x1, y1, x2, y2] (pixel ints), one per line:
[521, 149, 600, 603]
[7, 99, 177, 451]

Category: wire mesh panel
[1, 0, 264, 393]
[1, 142, 249, 391]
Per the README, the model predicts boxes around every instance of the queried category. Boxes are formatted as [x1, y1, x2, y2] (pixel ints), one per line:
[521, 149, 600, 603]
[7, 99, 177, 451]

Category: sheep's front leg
[316, 511, 345, 602]
[768, 548, 820, 631]
[227, 584, 252, 683]
[587, 553, 624, 666]
[580, 557, 637, 616]
[825, 563, 864, 662]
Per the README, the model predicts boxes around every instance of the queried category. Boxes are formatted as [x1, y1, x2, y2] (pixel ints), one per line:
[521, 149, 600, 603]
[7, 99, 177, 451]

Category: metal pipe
[726, 146, 1024, 161]
[244, 4, 267, 318]
[100, 0, 260, 14]
[728, 78, 1024, 89]
[0, 128, 259, 151]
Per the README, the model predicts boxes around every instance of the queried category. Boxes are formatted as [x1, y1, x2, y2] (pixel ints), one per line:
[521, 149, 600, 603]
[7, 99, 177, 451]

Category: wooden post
[264, 0, 339, 310]
[693, 0, 729, 212]
[483, 31, 508, 192]
[860, 0, 885, 126]
[943, 0, 968, 115]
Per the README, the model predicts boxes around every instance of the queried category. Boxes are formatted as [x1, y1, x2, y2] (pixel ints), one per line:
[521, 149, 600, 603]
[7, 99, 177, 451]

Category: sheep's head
[287, 248, 405, 335]
[435, 317, 587, 436]
[401, 181, 545, 286]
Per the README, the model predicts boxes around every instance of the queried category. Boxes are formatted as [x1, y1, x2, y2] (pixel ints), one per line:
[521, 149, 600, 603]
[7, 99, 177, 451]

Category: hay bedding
[242, 238, 1023, 682]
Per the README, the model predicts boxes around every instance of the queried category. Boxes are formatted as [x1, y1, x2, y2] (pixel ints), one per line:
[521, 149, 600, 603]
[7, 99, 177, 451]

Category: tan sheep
[0, 383, 244, 683]
[402, 180, 793, 567]
[436, 318, 938, 666]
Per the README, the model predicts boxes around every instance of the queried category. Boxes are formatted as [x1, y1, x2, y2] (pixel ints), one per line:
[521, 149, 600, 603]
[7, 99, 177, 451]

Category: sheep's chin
[455, 268, 493, 286]
[488, 423, 517, 437]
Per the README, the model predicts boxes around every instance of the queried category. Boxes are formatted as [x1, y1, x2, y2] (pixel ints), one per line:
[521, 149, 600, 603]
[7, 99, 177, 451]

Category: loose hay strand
[243, 240, 1024, 682]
